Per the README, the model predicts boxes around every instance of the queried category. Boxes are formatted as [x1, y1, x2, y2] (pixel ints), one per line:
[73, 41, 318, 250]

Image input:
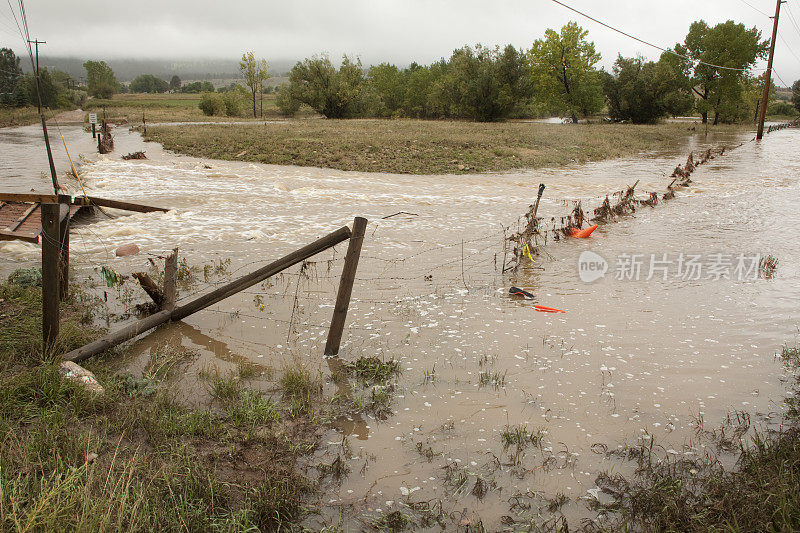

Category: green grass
[145, 119, 747, 175]
[0, 280, 103, 368]
[0, 278, 323, 531]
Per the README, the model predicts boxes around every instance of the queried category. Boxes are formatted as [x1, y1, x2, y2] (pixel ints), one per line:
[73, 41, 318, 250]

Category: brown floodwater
[1, 121, 798, 529]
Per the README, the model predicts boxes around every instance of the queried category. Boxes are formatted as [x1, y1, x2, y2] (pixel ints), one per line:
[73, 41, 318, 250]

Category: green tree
[169, 75, 181, 92]
[677, 20, 768, 124]
[368, 63, 407, 117]
[14, 68, 62, 108]
[0, 48, 22, 105]
[603, 55, 693, 123]
[527, 22, 603, 123]
[437, 44, 532, 122]
[83, 60, 118, 98]
[285, 55, 367, 119]
[240, 51, 269, 118]
[275, 85, 300, 116]
[130, 74, 168, 93]
[792, 80, 800, 114]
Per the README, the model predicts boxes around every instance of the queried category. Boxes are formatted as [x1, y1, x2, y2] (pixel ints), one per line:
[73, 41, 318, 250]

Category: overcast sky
[1, 0, 799, 83]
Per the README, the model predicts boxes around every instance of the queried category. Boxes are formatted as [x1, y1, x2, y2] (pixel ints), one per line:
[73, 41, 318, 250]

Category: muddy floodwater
[2, 122, 798, 529]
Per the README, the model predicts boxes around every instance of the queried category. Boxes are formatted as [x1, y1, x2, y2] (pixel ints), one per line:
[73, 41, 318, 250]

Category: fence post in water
[325, 217, 368, 357]
[163, 248, 178, 311]
[41, 203, 60, 352]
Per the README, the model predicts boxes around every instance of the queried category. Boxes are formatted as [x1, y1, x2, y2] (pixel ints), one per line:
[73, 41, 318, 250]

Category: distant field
[83, 92, 286, 123]
[0, 107, 41, 128]
[145, 119, 746, 175]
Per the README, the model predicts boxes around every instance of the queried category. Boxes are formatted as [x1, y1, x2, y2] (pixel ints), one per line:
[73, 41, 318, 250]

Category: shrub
[198, 93, 224, 116]
[275, 85, 300, 117]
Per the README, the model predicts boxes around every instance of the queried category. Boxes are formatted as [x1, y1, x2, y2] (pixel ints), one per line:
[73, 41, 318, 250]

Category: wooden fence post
[58, 206, 69, 300]
[163, 248, 178, 311]
[41, 203, 60, 352]
[325, 217, 368, 356]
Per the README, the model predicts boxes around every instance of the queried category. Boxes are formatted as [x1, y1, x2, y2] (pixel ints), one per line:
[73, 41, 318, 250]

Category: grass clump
[281, 366, 322, 418]
[343, 356, 401, 385]
[478, 369, 507, 389]
[0, 281, 103, 369]
[368, 510, 411, 531]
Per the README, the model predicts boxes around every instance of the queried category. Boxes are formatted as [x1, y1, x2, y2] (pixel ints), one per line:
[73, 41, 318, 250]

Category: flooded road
[1, 121, 798, 529]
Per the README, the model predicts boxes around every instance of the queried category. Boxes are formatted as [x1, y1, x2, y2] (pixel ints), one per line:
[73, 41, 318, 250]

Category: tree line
[276, 19, 797, 124]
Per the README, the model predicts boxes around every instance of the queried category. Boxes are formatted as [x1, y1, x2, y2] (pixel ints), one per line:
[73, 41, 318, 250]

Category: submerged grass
[589, 343, 800, 532]
[145, 119, 743, 175]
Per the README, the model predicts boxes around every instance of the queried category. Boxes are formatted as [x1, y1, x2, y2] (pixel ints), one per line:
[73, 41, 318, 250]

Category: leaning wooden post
[58, 204, 69, 300]
[41, 203, 61, 352]
[325, 217, 368, 356]
[163, 248, 178, 311]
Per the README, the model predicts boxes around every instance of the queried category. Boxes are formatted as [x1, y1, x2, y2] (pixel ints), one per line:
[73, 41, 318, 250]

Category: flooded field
[1, 122, 798, 529]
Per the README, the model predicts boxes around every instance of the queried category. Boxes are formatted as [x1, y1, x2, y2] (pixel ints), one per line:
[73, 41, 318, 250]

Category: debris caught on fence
[504, 142, 738, 271]
[98, 122, 114, 154]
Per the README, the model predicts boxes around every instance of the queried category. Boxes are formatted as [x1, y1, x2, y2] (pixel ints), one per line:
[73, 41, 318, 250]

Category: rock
[457, 164, 466, 171]
[59, 361, 104, 395]
[115, 243, 140, 257]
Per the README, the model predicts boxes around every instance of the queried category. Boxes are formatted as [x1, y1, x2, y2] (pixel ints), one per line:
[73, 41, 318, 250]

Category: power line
[772, 67, 791, 87]
[548, 0, 766, 72]
[785, 3, 800, 39]
[738, 0, 773, 17]
[777, 32, 800, 66]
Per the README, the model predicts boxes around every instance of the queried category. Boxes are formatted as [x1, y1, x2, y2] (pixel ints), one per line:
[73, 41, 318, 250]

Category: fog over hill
[21, 57, 299, 82]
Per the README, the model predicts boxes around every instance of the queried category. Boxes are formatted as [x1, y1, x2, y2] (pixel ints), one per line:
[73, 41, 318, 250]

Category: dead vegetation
[506, 144, 734, 270]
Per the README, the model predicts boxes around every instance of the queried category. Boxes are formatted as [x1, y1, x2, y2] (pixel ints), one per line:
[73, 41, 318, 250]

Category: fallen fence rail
[62, 218, 367, 363]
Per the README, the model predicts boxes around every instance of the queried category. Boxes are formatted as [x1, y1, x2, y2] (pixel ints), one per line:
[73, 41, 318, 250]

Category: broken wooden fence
[61, 217, 368, 362]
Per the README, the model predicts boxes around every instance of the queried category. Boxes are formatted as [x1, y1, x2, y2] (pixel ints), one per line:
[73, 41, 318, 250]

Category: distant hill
[23, 57, 298, 82]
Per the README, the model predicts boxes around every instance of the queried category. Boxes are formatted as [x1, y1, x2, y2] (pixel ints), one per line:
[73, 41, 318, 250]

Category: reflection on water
[1, 122, 798, 527]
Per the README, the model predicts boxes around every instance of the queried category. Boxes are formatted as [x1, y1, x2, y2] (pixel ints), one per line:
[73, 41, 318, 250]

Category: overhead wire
[785, 3, 800, 39]
[738, 0, 772, 18]
[548, 0, 766, 72]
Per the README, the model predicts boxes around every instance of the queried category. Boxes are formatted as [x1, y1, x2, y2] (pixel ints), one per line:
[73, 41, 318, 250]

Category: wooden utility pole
[28, 38, 60, 193]
[757, 0, 784, 140]
[41, 203, 60, 352]
[324, 217, 368, 356]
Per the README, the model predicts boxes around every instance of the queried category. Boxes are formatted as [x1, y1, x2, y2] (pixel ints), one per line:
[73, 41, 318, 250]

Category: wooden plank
[325, 217, 368, 356]
[0, 193, 68, 203]
[41, 203, 60, 352]
[6, 203, 38, 232]
[0, 230, 38, 243]
[75, 196, 169, 213]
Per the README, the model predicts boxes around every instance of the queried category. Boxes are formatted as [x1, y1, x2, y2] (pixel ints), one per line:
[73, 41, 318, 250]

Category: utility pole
[757, 0, 785, 140]
[28, 38, 60, 193]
